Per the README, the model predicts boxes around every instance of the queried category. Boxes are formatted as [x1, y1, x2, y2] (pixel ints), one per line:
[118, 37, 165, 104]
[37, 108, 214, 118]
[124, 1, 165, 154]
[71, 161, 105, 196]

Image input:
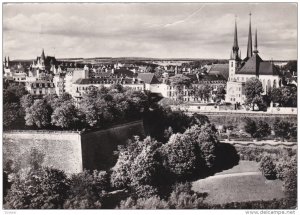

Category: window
[231, 62, 233, 67]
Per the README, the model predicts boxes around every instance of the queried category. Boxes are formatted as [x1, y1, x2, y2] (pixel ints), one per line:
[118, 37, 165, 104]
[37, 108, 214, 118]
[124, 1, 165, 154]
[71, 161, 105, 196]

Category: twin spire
[232, 13, 258, 60]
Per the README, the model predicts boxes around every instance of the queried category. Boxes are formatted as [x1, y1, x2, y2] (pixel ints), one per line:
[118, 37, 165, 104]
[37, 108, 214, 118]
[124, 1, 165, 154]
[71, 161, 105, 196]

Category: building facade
[226, 15, 281, 104]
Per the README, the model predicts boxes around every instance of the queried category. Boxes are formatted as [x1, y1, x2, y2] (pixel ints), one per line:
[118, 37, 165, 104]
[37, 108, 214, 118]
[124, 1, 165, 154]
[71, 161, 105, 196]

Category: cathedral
[225, 14, 281, 104]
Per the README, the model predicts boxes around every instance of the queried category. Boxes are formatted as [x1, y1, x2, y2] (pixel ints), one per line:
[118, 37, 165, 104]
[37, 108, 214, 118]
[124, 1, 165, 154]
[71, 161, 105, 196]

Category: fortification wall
[3, 131, 82, 174]
[81, 120, 145, 171]
[3, 120, 145, 174]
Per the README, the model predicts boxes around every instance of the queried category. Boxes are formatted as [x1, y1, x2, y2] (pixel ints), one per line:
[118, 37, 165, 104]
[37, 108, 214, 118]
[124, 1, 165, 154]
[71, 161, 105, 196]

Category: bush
[63, 170, 109, 209]
[110, 137, 164, 197]
[259, 155, 277, 180]
[4, 167, 70, 209]
[161, 133, 199, 180]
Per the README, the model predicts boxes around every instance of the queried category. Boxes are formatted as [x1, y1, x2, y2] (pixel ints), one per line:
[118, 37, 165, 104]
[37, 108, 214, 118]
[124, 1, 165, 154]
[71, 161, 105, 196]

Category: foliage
[254, 121, 271, 139]
[117, 182, 207, 209]
[273, 119, 296, 141]
[51, 101, 81, 129]
[161, 133, 199, 180]
[4, 167, 70, 209]
[244, 118, 257, 138]
[79, 85, 149, 128]
[245, 78, 264, 110]
[3, 102, 20, 129]
[244, 118, 271, 139]
[214, 85, 226, 103]
[271, 86, 297, 107]
[63, 170, 109, 209]
[110, 137, 164, 197]
[184, 124, 218, 169]
[259, 155, 277, 180]
[25, 99, 52, 128]
[192, 84, 212, 102]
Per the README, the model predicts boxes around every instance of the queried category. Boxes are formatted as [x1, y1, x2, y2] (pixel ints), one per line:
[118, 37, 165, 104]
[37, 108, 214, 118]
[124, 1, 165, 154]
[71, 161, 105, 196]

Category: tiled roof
[208, 64, 229, 79]
[74, 77, 142, 85]
[137, 73, 160, 84]
[237, 53, 279, 76]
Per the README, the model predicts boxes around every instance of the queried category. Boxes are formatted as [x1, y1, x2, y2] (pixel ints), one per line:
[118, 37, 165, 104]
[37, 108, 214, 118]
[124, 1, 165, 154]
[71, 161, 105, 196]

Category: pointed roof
[246, 13, 253, 59]
[237, 53, 279, 76]
[41, 49, 46, 61]
[137, 73, 160, 84]
[237, 53, 262, 75]
[253, 29, 258, 54]
[233, 17, 239, 49]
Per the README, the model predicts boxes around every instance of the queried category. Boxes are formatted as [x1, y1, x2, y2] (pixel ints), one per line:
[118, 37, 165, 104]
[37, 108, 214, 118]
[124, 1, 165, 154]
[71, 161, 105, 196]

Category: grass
[192, 161, 285, 204]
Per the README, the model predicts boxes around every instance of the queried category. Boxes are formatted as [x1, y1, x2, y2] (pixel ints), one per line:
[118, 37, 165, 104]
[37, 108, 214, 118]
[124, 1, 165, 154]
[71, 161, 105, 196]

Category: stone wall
[3, 131, 82, 174]
[3, 120, 145, 174]
[81, 120, 145, 171]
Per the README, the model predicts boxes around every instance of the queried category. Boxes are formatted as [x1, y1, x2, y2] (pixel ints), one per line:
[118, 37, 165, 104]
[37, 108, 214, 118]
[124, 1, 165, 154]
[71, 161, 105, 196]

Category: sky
[3, 3, 298, 60]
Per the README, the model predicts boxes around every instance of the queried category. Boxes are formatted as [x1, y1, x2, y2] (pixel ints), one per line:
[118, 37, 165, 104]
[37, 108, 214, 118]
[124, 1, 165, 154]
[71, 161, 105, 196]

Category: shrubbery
[259, 155, 277, 180]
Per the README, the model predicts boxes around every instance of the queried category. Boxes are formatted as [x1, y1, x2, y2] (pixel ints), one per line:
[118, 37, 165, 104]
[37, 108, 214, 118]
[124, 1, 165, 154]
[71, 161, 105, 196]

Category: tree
[20, 94, 34, 111]
[193, 84, 212, 102]
[169, 74, 191, 101]
[254, 121, 271, 139]
[280, 86, 297, 107]
[111, 137, 163, 197]
[3, 103, 20, 129]
[214, 85, 226, 103]
[271, 88, 283, 106]
[259, 155, 277, 180]
[184, 124, 218, 169]
[63, 170, 109, 209]
[25, 99, 52, 128]
[4, 167, 70, 209]
[244, 118, 257, 138]
[51, 101, 81, 129]
[161, 133, 199, 180]
[245, 78, 264, 110]
[273, 119, 294, 141]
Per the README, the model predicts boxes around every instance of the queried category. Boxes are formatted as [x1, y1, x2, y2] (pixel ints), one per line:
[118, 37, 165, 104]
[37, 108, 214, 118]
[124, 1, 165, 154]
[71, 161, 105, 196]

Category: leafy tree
[63, 170, 109, 209]
[161, 133, 199, 180]
[271, 88, 283, 106]
[169, 74, 191, 101]
[111, 137, 163, 197]
[273, 119, 295, 141]
[214, 85, 226, 103]
[184, 124, 218, 169]
[244, 118, 257, 138]
[259, 155, 277, 180]
[193, 84, 212, 102]
[280, 86, 297, 107]
[25, 99, 52, 128]
[254, 121, 271, 139]
[245, 78, 264, 110]
[4, 167, 70, 209]
[20, 94, 34, 111]
[51, 101, 81, 129]
[3, 103, 20, 129]
[3, 82, 27, 104]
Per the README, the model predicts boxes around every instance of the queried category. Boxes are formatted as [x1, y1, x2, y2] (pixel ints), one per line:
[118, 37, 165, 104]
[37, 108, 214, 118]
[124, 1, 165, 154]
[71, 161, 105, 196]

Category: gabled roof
[137, 73, 160, 84]
[237, 53, 262, 75]
[237, 53, 279, 76]
[207, 64, 229, 79]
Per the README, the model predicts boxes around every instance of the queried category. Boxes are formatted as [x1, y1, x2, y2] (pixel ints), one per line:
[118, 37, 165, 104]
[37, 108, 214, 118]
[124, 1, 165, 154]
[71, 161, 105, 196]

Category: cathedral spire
[233, 16, 238, 49]
[246, 13, 253, 58]
[41, 49, 46, 61]
[231, 15, 239, 60]
[253, 28, 258, 54]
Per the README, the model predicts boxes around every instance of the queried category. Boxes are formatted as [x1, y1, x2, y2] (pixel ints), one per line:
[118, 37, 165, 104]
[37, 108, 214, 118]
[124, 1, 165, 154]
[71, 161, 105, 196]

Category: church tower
[246, 13, 253, 59]
[41, 49, 46, 65]
[229, 16, 240, 81]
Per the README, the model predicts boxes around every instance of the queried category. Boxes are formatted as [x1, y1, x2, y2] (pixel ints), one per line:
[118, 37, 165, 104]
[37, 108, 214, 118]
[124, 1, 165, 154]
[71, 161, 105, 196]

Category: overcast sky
[3, 3, 297, 60]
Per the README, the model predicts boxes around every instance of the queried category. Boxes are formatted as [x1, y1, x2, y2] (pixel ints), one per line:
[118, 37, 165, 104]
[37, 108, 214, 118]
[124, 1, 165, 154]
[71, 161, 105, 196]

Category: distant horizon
[4, 3, 297, 61]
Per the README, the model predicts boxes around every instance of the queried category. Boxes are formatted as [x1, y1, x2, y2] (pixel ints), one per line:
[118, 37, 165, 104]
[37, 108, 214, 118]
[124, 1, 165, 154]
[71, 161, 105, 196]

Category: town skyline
[3, 3, 297, 61]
